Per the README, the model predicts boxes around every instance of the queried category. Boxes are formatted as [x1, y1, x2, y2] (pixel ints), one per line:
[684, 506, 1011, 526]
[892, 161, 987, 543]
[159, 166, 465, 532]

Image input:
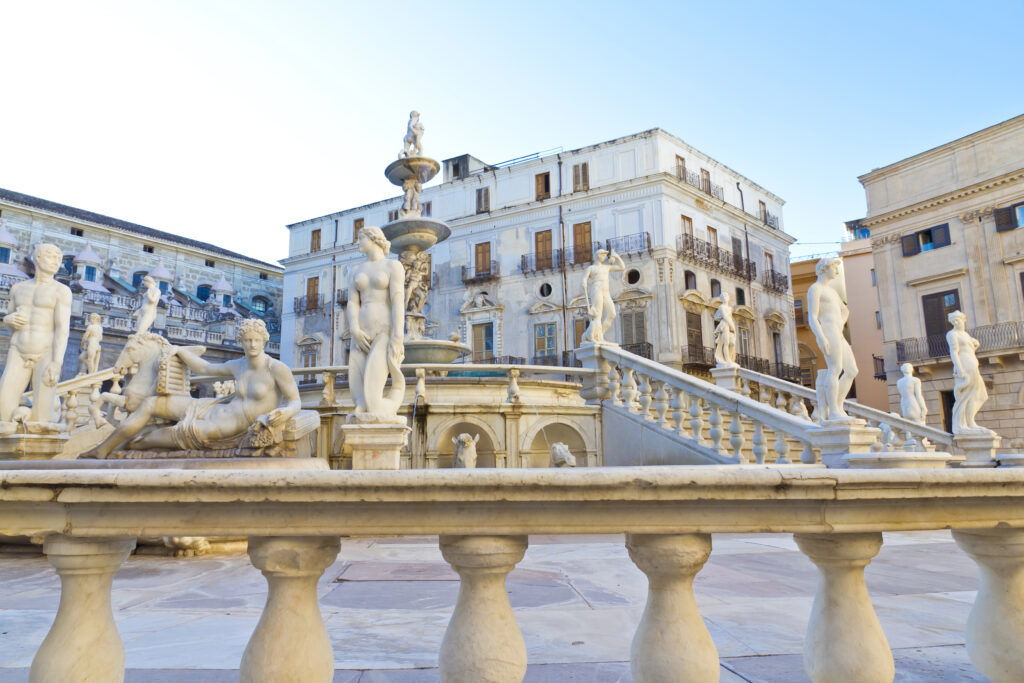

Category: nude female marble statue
[85, 319, 301, 457]
[947, 310, 991, 434]
[0, 243, 72, 429]
[347, 226, 406, 421]
[713, 291, 738, 367]
[807, 257, 858, 423]
[399, 110, 424, 159]
[581, 249, 626, 344]
[82, 313, 104, 375]
[134, 276, 161, 334]
[896, 363, 928, 425]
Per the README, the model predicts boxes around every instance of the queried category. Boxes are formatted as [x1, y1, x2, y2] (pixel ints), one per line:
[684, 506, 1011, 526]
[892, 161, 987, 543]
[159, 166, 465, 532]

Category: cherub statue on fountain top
[399, 110, 424, 159]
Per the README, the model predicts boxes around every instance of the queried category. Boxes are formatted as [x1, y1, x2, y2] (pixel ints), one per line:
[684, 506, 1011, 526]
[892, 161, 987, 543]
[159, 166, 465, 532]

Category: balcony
[462, 260, 500, 284]
[895, 321, 1024, 363]
[521, 249, 563, 274]
[762, 269, 789, 294]
[745, 206, 781, 230]
[771, 362, 802, 383]
[622, 341, 654, 360]
[676, 234, 756, 282]
[293, 294, 327, 316]
[675, 165, 725, 201]
[681, 345, 714, 368]
[737, 354, 770, 374]
[531, 353, 561, 366]
[605, 232, 652, 256]
[335, 289, 349, 308]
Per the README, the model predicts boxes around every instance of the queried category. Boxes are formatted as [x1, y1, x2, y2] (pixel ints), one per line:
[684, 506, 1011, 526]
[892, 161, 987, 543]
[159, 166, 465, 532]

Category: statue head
[409, 110, 419, 120]
[948, 310, 967, 329]
[89, 313, 101, 324]
[720, 291, 731, 306]
[595, 249, 608, 262]
[900, 363, 913, 376]
[33, 243, 63, 275]
[815, 257, 840, 279]
[358, 226, 391, 256]
[237, 318, 271, 344]
[142, 276, 156, 289]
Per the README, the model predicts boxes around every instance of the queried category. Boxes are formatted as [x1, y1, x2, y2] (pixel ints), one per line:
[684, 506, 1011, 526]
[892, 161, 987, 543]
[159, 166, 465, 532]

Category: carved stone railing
[579, 344, 822, 464]
[3, 467, 1024, 682]
[734, 366, 954, 453]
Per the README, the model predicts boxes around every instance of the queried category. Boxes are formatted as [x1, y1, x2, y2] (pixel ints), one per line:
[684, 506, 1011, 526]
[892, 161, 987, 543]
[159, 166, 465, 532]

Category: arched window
[684, 270, 697, 290]
[710, 279, 721, 298]
[196, 284, 212, 302]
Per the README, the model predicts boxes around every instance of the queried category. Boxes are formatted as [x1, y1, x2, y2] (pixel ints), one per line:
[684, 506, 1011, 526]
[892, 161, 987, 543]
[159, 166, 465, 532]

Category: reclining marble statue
[807, 257, 859, 424]
[83, 318, 317, 458]
[0, 243, 72, 436]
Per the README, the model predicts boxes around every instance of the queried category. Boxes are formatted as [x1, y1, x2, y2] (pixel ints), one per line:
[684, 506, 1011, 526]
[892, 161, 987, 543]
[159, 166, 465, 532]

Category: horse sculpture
[452, 433, 479, 468]
[102, 333, 197, 415]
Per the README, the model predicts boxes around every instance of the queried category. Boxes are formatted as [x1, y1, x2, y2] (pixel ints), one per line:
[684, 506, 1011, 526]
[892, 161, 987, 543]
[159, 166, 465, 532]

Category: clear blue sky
[2, 1, 1021, 263]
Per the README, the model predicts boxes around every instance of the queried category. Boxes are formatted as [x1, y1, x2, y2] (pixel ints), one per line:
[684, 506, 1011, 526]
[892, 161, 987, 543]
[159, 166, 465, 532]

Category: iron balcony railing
[565, 244, 599, 267]
[771, 362, 802, 384]
[462, 261, 500, 284]
[895, 321, 1024, 363]
[737, 354, 770, 374]
[745, 206, 781, 230]
[873, 354, 886, 380]
[562, 350, 583, 368]
[676, 234, 756, 282]
[622, 341, 654, 360]
[531, 353, 561, 366]
[454, 354, 527, 365]
[521, 249, 563, 274]
[606, 232, 652, 256]
[762, 270, 789, 294]
[293, 294, 327, 315]
[681, 345, 714, 368]
[335, 289, 349, 308]
[675, 165, 725, 201]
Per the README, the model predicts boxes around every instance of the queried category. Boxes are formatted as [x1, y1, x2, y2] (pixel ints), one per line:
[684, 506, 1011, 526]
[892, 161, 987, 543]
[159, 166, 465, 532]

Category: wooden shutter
[573, 222, 592, 263]
[310, 229, 321, 252]
[901, 234, 920, 257]
[933, 223, 951, 248]
[574, 319, 586, 348]
[573, 165, 581, 192]
[475, 242, 490, 274]
[306, 277, 319, 309]
[921, 292, 955, 337]
[622, 312, 644, 346]
[535, 230, 552, 268]
[996, 207, 1017, 231]
[353, 218, 364, 243]
[707, 227, 718, 250]
[681, 215, 693, 237]
[686, 311, 702, 348]
[580, 163, 589, 190]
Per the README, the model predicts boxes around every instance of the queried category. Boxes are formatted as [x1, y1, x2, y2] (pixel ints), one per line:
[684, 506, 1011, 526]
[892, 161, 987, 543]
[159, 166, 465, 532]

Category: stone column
[625, 533, 718, 682]
[793, 532, 894, 683]
[952, 528, 1024, 682]
[576, 343, 609, 404]
[438, 535, 528, 682]
[30, 535, 136, 683]
[240, 536, 341, 683]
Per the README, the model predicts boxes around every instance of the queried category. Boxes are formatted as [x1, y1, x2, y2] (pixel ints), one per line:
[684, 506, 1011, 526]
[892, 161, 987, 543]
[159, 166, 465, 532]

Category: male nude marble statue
[896, 363, 927, 425]
[807, 257, 858, 423]
[581, 249, 625, 344]
[0, 243, 72, 431]
[134, 275, 161, 334]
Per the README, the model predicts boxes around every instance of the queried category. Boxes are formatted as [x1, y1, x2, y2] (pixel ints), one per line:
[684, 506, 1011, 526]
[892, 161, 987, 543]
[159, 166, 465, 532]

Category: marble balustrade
[2, 466, 1024, 683]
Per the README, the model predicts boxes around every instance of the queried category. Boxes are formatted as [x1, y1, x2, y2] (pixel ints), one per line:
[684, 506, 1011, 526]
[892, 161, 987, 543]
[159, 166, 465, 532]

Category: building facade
[282, 129, 798, 379]
[0, 188, 284, 379]
[850, 114, 1024, 440]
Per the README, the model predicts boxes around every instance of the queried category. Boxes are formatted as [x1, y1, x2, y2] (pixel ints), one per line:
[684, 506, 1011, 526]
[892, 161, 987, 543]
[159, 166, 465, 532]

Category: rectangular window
[84, 265, 96, 282]
[572, 222, 592, 264]
[306, 276, 320, 309]
[143, 245, 154, 254]
[707, 226, 719, 251]
[738, 324, 751, 357]
[352, 218, 364, 243]
[681, 215, 693, 238]
[700, 168, 711, 193]
[205, 259, 215, 268]
[535, 322, 557, 357]
[158, 281, 168, 294]
[901, 223, 951, 256]
[875, 311, 882, 329]
[223, 294, 232, 307]
[388, 209, 399, 222]
[476, 188, 490, 214]
[259, 272, 268, 280]
[735, 287, 746, 306]
[758, 200, 767, 222]
[622, 310, 647, 345]
[995, 202, 1024, 232]
[675, 155, 686, 178]
[765, 251, 775, 275]
[310, 229, 321, 253]
[871, 268, 877, 286]
[422, 201, 432, 217]
[535, 172, 551, 200]
[794, 299, 804, 325]
[62, 255, 74, 274]
[535, 229, 553, 269]
[472, 322, 494, 361]
[572, 163, 589, 192]
[475, 242, 491, 275]
[922, 289, 961, 342]
[940, 390, 955, 432]
[574, 318, 587, 349]
[686, 311, 702, 349]
[0, 247, 9, 264]
[70, 228, 84, 237]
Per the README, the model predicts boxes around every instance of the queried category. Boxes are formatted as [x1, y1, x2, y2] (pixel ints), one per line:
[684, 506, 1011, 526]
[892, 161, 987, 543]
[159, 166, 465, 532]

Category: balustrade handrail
[895, 321, 1024, 363]
[281, 363, 596, 381]
[734, 366, 953, 447]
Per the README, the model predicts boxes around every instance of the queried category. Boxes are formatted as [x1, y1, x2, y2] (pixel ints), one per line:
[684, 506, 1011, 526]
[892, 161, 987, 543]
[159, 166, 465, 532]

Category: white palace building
[281, 128, 798, 378]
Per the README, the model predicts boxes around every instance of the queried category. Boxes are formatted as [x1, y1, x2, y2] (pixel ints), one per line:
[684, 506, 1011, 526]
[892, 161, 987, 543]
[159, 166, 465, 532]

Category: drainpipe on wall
[558, 156, 569, 353]
[329, 218, 338, 364]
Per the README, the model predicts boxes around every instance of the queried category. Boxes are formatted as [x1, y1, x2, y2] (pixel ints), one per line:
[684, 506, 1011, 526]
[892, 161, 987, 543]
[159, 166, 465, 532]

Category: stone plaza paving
[0, 530, 986, 682]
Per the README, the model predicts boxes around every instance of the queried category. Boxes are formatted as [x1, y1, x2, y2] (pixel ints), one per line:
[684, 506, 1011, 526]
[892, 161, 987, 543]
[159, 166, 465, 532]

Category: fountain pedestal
[341, 420, 410, 470]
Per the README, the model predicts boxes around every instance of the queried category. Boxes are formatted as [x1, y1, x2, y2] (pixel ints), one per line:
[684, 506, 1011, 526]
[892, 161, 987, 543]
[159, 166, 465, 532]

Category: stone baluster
[319, 372, 336, 406]
[800, 441, 816, 464]
[638, 373, 654, 420]
[607, 362, 622, 407]
[89, 382, 108, 428]
[758, 384, 772, 406]
[867, 420, 885, 453]
[708, 404, 723, 454]
[688, 397, 705, 446]
[626, 534, 719, 681]
[789, 396, 811, 420]
[439, 535, 528, 683]
[622, 368, 639, 412]
[654, 382, 671, 430]
[729, 410, 746, 462]
[793, 533, 894, 683]
[752, 422, 767, 464]
[61, 389, 79, 428]
[30, 536, 136, 683]
[775, 390, 788, 412]
[672, 388, 690, 438]
[240, 536, 341, 683]
[740, 377, 752, 398]
[773, 431, 790, 464]
[109, 373, 126, 423]
[952, 528, 1024, 682]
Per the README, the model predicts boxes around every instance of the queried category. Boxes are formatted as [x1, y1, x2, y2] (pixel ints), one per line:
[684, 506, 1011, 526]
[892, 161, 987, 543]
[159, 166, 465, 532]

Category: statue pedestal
[811, 423, 880, 468]
[954, 432, 1001, 467]
[843, 451, 957, 469]
[0, 431, 68, 460]
[341, 422, 410, 470]
[710, 365, 742, 393]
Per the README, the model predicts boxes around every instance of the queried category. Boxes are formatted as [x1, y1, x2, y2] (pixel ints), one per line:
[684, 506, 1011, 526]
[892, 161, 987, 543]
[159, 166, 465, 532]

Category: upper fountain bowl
[382, 217, 451, 254]
[385, 157, 441, 187]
